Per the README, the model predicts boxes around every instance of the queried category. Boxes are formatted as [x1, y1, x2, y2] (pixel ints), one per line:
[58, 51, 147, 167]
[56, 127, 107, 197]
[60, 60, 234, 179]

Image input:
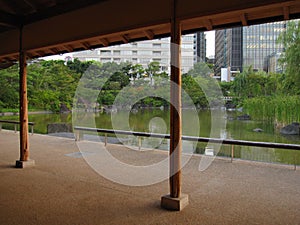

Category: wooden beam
[144, 29, 155, 40]
[0, 22, 15, 28]
[121, 34, 130, 43]
[5, 0, 32, 15]
[204, 19, 213, 30]
[240, 13, 248, 26]
[47, 0, 57, 7]
[63, 45, 73, 52]
[24, 0, 108, 25]
[49, 47, 59, 54]
[81, 42, 90, 49]
[26, 52, 34, 59]
[0, 11, 19, 28]
[0, 1, 18, 14]
[4, 56, 14, 61]
[23, 0, 38, 12]
[283, 6, 290, 20]
[36, 50, 45, 56]
[99, 38, 109, 47]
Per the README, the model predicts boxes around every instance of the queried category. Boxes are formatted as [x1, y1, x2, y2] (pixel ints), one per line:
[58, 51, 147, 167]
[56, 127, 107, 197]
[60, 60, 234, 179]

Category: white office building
[72, 34, 195, 74]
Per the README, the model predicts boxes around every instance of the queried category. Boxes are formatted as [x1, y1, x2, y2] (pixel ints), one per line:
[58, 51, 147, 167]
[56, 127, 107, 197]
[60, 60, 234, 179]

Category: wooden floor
[0, 130, 299, 225]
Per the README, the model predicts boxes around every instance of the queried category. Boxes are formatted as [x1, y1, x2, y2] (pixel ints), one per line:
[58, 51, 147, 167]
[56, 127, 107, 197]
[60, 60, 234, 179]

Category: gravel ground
[0, 130, 299, 225]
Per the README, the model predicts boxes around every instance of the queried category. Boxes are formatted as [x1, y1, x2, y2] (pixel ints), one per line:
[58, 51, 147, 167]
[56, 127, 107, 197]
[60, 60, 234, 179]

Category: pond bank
[0, 110, 53, 116]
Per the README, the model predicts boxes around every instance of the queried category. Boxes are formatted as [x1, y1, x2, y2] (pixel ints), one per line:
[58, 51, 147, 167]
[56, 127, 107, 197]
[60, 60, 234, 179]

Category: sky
[42, 31, 216, 61]
[205, 31, 215, 58]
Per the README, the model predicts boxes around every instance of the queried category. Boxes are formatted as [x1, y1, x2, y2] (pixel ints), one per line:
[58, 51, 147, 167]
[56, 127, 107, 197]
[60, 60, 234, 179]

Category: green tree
[188, 62, 212, 78]
[28, 60, 78, 112]
[146, 61, 160, 77]
[278, 20, 300, 94]
[67, 58, 95, 76]
[0, 64, 19, 109]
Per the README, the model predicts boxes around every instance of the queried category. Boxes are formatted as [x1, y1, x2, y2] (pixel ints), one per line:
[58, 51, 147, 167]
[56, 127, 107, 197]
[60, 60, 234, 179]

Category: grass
[243, 95, 300, 125]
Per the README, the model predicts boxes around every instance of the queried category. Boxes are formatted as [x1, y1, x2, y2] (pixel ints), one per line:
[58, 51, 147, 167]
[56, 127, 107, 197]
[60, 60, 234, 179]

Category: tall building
[215, 21, 285, 77]
[73, 34, 195, 74]
[215, 27, 243, 77]
[193, 32, 206, 63]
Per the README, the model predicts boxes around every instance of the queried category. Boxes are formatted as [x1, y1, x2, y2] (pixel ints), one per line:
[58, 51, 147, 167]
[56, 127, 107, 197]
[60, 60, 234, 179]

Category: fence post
[294, 152, 297, 171]
[75, 130, 82, 141]
[31, 124, 34, 135]
[138, 137, 142, 150]
[14, 124, 17, 133]
[105, 133, 107, 146]
[0, 123, 2, 131]
[231, 145, 234, 163]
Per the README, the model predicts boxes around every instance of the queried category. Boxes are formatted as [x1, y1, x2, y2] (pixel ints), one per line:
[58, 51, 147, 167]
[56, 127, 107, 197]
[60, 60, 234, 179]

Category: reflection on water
[1, 109, 299, 165]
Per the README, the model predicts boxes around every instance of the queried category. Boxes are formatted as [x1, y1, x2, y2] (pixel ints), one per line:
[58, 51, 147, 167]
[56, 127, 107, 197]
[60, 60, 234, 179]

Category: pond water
[1, 109, 299, 165]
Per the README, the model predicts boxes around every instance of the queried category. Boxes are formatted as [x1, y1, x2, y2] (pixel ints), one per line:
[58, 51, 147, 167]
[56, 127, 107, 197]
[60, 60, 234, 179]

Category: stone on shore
[47, 123, 72, 134]
[280, 122, 300, 135]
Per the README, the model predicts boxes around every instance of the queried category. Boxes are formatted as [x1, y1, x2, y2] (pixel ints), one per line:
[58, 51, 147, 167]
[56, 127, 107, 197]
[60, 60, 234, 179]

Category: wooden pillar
[169, 0, 182, 198]
[16, 26, 34, 168]
[19, 50, 29, 161]
[161, 0, 188, 211]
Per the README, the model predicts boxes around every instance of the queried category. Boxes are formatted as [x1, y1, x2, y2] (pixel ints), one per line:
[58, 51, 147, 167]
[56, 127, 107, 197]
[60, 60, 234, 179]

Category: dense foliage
[0, 59, 218, 112]
[277, 20, 300, 94]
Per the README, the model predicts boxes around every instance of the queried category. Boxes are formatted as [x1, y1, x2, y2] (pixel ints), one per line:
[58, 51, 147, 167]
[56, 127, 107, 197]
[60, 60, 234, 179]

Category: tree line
[0, 58, 217, 112]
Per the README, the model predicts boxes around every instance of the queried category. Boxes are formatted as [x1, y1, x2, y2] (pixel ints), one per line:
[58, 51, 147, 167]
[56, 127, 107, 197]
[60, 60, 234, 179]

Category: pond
[1, 109, 299, 166]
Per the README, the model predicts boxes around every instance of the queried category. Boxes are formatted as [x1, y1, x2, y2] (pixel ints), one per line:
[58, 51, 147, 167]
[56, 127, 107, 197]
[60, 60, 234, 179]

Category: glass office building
[215, 21, 285, 76]
[243, 22, 285, 71]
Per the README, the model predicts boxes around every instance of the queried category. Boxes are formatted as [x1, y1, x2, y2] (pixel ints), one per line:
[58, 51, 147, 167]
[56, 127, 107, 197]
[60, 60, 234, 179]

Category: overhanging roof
[0, 0, 300, 65]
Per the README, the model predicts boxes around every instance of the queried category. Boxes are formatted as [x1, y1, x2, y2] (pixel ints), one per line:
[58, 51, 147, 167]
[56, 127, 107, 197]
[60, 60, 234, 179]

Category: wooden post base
[16, 159, 35, 168]
[161, 194, 189, 211]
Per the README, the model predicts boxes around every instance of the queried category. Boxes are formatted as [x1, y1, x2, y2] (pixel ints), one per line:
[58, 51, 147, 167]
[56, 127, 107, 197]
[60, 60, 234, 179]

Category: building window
[153, 51, 161, 56]
[181, 44, 193, 49]
[101, 58, 111, 63]
[100, 50, 111, 55]
[153, 43, 161, 48]
[138, 43, 151, 48]
[86, 57, 100, 61]
[140, 58, 150, 63]
[152, 58, 161, 62]
[121, 50, 132, 55]
[138, 50, 152, 55]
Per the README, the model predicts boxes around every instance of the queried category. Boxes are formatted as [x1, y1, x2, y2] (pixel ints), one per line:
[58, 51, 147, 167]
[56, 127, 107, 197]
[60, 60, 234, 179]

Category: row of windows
[99, 50, 166, 56]
[92, 57, 172, 64]
[245, 43, 281, 49]
[82, 57, 196, 67]
[98, 47, 193, 56]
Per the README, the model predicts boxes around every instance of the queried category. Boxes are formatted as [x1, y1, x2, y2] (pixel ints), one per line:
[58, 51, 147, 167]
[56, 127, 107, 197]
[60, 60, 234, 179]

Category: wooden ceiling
[0, 0, 300, 67]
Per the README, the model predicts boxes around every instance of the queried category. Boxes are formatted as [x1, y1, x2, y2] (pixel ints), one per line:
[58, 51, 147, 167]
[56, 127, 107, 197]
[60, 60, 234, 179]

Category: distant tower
[193, 32, 207, 63]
